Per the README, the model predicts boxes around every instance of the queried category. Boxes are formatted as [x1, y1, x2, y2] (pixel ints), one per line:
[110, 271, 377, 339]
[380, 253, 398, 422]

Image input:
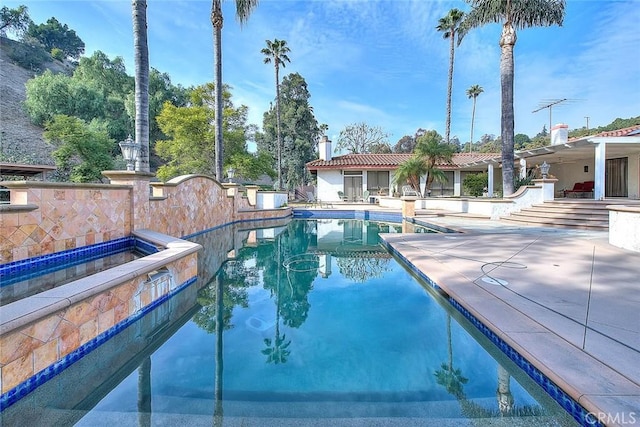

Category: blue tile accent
[1, 237, 133, 287]
[133, 237, 161, 256]
[381, 240, 603, 427]
[0, 276, 197, 411]
[0, 237, 161, 287]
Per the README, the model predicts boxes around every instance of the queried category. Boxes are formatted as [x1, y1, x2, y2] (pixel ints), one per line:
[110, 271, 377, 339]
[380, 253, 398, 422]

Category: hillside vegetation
[0, 36, 72, 165]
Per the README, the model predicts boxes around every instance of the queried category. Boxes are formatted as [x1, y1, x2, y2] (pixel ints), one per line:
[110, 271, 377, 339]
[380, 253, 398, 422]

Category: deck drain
[482, 276, 509, 286]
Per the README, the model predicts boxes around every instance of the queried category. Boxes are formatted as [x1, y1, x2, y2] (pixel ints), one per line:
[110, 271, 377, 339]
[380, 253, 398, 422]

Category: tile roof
[306, 152, 500, 170]
[569, 124, 640, 141]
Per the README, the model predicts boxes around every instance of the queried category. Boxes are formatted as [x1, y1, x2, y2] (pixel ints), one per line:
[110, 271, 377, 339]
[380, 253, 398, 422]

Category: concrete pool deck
[295, 203, 639, 426]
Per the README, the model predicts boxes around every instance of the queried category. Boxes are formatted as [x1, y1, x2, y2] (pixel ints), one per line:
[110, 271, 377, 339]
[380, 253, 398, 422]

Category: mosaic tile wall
[0, 176, 289, 265]
[150, 175, 290, 238]
[0, 251, 197, 395]
[1, 185, 131, 264]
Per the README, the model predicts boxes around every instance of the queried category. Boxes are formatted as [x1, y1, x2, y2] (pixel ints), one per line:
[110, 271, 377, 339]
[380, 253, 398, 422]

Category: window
[367, 171, 389, 192]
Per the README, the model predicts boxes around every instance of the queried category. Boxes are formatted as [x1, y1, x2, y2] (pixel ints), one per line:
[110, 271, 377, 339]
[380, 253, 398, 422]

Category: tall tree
[393, 128, 426, 154]
[155, 84, 263, 182]
[256, 72, 320, 189]
[414, 130, 454, 197]
[0, 5, 32, 37]
[211, 0, 259, 182]
[335, 122, 390, 154]
[436, 8, 464, 144]
[132, 0, 150, 172]
[460, 0, 565, 195]
[466, 84, 483, 152]
[26, 17, 84, 59]
[261, 38, 291, 189]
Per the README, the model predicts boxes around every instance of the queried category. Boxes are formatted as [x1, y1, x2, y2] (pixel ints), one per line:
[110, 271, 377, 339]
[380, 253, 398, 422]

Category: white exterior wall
[552, 160, 594, 193]
[317, 170, 343, 202]
[256, 192, 288, 209]
[609, 207, 640, 252]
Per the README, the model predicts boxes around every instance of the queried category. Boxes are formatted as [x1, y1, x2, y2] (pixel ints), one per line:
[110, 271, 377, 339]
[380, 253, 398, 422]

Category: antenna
[532, 99, 567, 135]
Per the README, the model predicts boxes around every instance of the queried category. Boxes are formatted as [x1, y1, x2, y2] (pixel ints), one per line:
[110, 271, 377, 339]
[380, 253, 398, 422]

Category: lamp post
[227, 167, 235, 183]
[540, 161, 551, 179]
[119, 135, 141, 171]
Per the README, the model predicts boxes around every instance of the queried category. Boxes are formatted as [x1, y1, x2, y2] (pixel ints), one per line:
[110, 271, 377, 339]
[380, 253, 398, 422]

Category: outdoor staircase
[501, 199, 640, 230]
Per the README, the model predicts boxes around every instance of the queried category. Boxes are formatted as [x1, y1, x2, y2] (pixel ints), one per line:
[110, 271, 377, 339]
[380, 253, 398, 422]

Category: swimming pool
[0, 219, 578, 426]
[0, 236, 159, 306]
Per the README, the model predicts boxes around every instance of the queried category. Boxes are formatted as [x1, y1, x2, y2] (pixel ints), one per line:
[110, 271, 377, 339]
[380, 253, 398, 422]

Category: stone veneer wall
[0, 252, 197, 395]
[1, 175, 290, 264]
[0, 182, 132, 264]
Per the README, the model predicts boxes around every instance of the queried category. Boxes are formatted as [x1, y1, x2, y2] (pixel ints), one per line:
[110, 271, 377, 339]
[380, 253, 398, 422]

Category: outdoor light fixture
[540, 161, 551, 179]
[227, 167, 235, 183]
[119, 135, 141, 171]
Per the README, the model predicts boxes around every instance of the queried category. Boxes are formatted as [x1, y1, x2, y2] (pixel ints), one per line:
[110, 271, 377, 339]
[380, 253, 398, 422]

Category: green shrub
[51, 47, 64, 61]
[463, 172, 488, 197]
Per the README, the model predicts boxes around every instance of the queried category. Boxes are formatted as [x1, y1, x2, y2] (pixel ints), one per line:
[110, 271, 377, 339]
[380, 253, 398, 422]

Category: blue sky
[8, 0, 640, 147]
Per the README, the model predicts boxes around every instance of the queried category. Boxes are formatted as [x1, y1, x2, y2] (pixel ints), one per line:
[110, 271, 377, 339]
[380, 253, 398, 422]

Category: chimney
[551, 123, 568, 145]
[319, 135, 332, 161]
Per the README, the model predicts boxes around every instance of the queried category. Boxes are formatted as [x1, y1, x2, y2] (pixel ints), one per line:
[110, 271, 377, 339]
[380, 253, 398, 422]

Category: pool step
[500, 199, 619, 230]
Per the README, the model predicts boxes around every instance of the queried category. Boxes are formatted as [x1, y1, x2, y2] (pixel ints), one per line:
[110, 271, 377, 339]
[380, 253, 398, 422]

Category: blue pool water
[0, 237, 158, 306]
[0, 219, 578, 426]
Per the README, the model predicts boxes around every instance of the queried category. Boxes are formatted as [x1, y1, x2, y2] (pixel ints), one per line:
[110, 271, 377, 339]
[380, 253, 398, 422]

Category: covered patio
[459, 124, 640, 200]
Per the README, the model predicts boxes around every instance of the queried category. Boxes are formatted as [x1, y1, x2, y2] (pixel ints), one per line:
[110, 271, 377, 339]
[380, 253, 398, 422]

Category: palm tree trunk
[445, 33, 455, 144]
[132, 0, 149, 172]
[275, 64, 283, 189]
[469, 96, 476, 153]
[214, 273, 224, 427]
[496, 365, 514, 415]
[137, 356, 151, 427]
[212, 1, 224, 181]
[500, 21, 516, 196]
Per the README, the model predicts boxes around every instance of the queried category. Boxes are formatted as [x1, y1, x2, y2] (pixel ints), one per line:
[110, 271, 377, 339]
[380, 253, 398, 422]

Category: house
[307, 124, 640, 202]
[306, 136, 501, 202]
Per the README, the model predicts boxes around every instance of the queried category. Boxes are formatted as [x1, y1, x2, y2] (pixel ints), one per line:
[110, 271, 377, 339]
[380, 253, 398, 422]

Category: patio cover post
[594, 142, 606, 200]
[487, 163, 494, 197]
[453, 170, 461, 196]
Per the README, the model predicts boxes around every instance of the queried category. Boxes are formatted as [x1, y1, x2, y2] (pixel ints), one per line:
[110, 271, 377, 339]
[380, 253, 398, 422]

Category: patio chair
[359, 190, 370, 203]
[402, 185, 419, 197]
[337, 191, 348, 202]
[306, 191, 332, 208]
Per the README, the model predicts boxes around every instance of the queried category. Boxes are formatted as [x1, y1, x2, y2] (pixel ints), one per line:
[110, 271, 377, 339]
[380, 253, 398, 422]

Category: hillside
[0, 37, 72, 165]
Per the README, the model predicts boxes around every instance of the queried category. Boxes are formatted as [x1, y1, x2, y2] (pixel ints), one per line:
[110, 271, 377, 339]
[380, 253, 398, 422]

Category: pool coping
[380, 233, 639, 427]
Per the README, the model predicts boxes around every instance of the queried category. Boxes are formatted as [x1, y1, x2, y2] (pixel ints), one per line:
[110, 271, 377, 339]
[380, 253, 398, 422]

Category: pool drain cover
[482, 276, 509, 286]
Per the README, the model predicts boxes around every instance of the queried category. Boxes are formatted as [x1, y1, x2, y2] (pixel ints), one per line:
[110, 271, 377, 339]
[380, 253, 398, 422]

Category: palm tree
[436, 8, 465, 144]
[211, 0, 259, 182]
[414, 130, 455, 197]
[466, 84, 484, 152]
[261, 38, 291, 190]
[392, 156, 427, 195]
[434, 314, 468, 399]
[460, 0, 565, 195]
[132, 0, 149, 172]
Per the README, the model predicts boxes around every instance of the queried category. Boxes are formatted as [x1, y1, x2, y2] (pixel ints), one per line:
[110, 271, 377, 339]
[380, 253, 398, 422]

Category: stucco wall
[609, 206, 640, 252]
[317, 170, 343, 202]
